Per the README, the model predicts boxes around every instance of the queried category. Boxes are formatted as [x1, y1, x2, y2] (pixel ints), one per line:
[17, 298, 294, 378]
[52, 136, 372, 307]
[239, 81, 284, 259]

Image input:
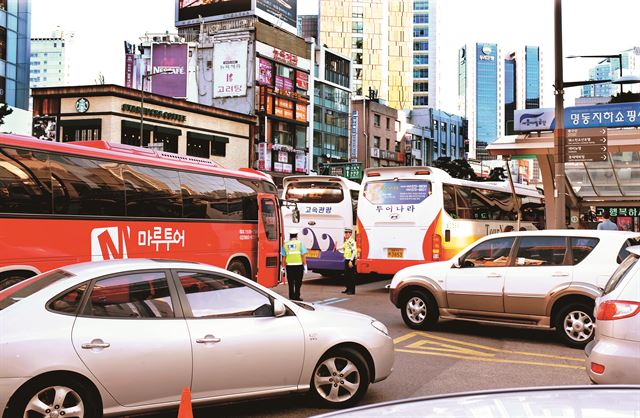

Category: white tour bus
[282, 175, 360, 276]
[356, 166, 544, 276]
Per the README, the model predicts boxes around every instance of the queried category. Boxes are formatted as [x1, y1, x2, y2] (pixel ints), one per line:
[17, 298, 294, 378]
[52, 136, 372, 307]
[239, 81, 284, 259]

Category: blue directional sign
[516, 102, 640, 132]
[565, 102, 640, 129]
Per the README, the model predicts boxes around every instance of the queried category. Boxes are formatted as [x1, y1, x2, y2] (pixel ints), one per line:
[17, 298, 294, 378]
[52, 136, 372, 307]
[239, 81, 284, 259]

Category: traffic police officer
[337, 227, 357, 294]
[281, 229, 308, 301]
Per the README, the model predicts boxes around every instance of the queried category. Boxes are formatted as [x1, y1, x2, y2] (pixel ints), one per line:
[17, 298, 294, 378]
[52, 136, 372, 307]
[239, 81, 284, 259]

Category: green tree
[433, 157, 478, 180]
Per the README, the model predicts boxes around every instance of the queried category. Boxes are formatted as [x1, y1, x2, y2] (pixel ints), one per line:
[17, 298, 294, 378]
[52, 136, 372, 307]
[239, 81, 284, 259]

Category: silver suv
[389, 230, 640, 348]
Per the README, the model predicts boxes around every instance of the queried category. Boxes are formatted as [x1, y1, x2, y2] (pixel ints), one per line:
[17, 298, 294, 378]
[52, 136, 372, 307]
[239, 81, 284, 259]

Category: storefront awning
[187, 132, 229, 143]
[60, 118, 102, 127]
[122, 119, 155, 131]
[155, 126, 182, 136]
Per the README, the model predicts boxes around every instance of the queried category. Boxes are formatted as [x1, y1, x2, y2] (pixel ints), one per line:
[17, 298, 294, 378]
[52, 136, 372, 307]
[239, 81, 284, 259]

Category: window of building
[413, 14, 429, 24]
[414, 69, 429, 78]
[211, 136, 228, 157]
[413, 42, 429, 52]
[395, 140, 401, 152]
[0, 0, 6, 11]
[385, 138, 390, 150]
[374, 136, 381, 148]
[0, 76, 5, 103]
[352, 6, 363, 18]
[352, 21, 363, 33]
[413, 28, 429, 38]
[154, 128, 179, 154]
[121, 121, 151, 148]
[414, 55, 429, 65]
[386, 118, 390, 130]
[414, 0, 429, 10]
[414, 82, 429, 92]
[272, 122, 294, 147]
[0, 27, 6, 61]
[352, 52, 363, 65]
[83, 272, 174, 318]
[352, 37, 363, 49]
[374, 114, 381, 127]
[413, 96, 429, 106]
[187, 135, 210, 159]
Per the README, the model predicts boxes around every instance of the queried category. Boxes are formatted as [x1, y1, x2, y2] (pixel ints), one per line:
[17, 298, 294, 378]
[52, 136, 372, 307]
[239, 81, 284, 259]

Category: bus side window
[455, 187, 473, 219]
[0, 147, 52, 214]
[443, 185, 457, 218]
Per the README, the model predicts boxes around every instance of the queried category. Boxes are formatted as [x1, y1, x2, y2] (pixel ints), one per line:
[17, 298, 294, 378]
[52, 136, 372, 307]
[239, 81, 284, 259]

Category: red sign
[272, 48, 298, 67]
[296, 103, 307, 122]
[296, 71, 309, 91]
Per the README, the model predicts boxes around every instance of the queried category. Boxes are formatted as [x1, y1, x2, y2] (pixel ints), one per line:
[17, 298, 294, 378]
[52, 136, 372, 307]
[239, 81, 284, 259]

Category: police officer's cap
[344, 227, 353, 233]
[289, 228, 300, 236]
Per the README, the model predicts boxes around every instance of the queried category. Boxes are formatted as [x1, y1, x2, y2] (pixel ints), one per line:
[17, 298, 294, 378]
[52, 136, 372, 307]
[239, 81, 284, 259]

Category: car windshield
[604, 253, 639, 295]
[0, 270, 74, 311]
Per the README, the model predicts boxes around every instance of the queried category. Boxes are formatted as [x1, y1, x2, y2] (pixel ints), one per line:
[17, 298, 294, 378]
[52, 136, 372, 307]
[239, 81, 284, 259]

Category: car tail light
[367, 172, 380, 177]
[415, 170, 431, 175]
[433, 234, 442, 260]
[596, 300, 640, 321]
[591, 362, 606, 374]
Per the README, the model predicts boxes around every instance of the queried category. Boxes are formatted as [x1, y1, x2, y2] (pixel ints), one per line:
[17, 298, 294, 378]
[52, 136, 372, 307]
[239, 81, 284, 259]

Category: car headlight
[371, 320, 389, 336]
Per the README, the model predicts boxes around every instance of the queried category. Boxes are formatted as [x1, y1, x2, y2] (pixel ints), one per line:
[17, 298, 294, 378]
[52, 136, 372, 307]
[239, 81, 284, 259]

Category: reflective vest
[284, 240, 303, 265]
[343, 236, 356, 260]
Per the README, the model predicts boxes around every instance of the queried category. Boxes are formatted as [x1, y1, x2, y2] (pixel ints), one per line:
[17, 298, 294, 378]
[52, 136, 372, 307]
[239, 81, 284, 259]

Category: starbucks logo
[75, 98, 90, 113]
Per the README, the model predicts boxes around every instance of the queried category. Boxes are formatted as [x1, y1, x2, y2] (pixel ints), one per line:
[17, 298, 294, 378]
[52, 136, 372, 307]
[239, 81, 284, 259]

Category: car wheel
[310, 347, 370, 408]
[7, 376, 101, 418]
[228, 260, 250, 279]
[554, 302, 596, 348]
[401, 290, 439, 330]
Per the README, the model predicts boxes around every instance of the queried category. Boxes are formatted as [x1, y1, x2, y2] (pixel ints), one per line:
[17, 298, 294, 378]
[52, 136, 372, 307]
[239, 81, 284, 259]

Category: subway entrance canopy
[488, 102, 640, 230]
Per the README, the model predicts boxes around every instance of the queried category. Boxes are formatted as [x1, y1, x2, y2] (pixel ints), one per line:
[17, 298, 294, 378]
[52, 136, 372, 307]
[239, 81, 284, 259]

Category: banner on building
[255, 0, 297, 34]
[176, 0, 252, 26]
[125, 54, 135, 89]
[32, 116, 57, 141]
[213, 40, 248, 98]
[350, 111, 359, 162]
[257, 142, 272, 171]
[295, 153, 307, 173]
[151, 43, 188, 98]
[258, 58, 273, 86]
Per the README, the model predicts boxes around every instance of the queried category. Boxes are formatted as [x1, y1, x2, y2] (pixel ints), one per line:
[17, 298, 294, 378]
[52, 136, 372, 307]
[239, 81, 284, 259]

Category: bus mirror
[292, 208, 301, 224]
[273, 300, 287, 317]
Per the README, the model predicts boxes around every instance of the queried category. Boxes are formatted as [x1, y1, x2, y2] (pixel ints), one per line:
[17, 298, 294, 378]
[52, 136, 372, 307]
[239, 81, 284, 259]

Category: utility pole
[552, 0, 566, 229]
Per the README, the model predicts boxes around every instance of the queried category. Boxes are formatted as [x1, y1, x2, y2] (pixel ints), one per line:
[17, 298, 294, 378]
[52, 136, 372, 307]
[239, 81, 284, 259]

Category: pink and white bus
[356, 166, 544, 276]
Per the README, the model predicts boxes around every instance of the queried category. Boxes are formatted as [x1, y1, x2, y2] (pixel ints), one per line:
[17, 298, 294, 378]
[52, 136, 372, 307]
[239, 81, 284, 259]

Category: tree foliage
[432, 157, 478, 181]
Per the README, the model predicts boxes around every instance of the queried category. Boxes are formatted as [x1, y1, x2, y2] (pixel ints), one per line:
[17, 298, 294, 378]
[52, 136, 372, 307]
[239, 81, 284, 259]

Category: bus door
[257, 194, 280, 287]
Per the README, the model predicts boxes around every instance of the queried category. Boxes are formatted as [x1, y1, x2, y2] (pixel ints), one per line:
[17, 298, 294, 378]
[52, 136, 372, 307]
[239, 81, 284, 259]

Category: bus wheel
[228, 259, 251, 280]
[401, 290, 439, 330]
[0, 271, 34, 291]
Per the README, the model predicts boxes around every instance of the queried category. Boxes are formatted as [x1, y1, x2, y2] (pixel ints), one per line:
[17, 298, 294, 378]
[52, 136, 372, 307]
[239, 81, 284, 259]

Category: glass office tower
[0, 0, 31, 110]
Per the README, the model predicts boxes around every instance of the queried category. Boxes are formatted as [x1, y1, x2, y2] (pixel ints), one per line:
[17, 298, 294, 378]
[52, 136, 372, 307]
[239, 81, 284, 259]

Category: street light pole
[139, 70, 171, 147]
[553, 0, 566, 229]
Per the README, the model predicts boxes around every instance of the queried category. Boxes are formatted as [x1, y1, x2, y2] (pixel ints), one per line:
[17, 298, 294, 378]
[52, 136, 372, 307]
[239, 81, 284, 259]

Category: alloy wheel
[24, 385, 84, 418]
[313, 356, 361, 403]
[563, 310, 595, 342]
[406, 296, 427, 324]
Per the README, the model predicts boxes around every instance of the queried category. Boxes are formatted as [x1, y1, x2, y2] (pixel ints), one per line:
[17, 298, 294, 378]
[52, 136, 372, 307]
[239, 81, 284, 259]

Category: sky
[32, 0, 640, 112]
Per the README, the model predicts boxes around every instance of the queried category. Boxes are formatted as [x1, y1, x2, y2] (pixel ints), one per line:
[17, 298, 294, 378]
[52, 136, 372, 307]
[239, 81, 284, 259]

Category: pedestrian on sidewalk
[281, 229, 308, 301]
[336, 227, 357, 295]
[597, 213, 619, 231]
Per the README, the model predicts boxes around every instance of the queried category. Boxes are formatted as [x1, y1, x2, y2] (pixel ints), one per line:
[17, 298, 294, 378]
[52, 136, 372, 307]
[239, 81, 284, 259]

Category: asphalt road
[130, 272, 590, 418]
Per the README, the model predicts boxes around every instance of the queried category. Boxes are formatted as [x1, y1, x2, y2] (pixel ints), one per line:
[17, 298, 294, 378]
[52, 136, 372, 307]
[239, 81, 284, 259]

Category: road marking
[394, 331, 585, 370]
[322, 298, 350, 305]
[312, 297, 350, 305]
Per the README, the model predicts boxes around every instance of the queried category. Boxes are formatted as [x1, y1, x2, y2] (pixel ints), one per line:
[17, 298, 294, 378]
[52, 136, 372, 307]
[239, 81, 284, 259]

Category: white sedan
[0, 259, 394, 417]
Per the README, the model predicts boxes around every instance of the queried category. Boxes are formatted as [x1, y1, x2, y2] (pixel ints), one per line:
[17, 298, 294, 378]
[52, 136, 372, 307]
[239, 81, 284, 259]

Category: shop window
[295, 127, 306, 150]
[273, 122, 294, 147]
[187, 136, 210, 159]
[211, 136, 228, 157]
[121, 121, 151, 148]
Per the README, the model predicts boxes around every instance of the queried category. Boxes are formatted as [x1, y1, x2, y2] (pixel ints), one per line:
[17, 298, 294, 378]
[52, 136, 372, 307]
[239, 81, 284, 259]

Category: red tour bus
[0, 134, 283, 289]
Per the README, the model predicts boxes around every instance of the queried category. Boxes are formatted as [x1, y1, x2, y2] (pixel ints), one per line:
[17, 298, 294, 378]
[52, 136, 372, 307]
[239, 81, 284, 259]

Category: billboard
[213, 40, 248, 98]
[256, 0, 297, 32]
[176, 0, 252, 25]
[151, 43, 188, 99]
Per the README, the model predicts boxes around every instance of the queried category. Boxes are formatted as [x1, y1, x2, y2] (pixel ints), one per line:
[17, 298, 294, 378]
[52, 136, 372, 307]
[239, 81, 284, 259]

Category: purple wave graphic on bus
[302, 227, 345, 273]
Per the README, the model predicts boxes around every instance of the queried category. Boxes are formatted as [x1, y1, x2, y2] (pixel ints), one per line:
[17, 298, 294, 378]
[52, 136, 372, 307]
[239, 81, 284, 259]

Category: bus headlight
[371, 320, 389, 336]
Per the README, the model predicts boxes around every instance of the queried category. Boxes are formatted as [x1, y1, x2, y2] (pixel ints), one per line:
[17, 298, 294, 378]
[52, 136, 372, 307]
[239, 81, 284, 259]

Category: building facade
[352, 99, 406, 168]
[580, 47, 640, 98]
[31, 85, 256, 169]
[412, 0, 436, 109]
[178, 17, 313, 185]
[297, 15, 318, 43]
[313, 45, 352, 171]
[319, 0, 413, 110]
[30, 37, 67, 88]
[504, 46, 544, 135]
[1, 0, 30, 111]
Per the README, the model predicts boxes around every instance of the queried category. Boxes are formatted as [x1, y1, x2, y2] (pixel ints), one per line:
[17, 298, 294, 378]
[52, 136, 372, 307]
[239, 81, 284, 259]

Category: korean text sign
[214, 40, 248, 98]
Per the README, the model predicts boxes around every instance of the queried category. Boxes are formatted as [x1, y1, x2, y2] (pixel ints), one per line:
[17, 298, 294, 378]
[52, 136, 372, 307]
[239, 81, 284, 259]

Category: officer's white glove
[281, 267, 286, 276]
[304, 265, 308, 273]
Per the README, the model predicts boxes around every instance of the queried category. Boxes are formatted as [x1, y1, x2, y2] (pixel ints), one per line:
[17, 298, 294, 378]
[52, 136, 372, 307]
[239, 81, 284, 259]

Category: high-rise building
[313, 45, 352, 171]
[459, 43, 502, 160]
[298, 15, 318, 43]
[319, 0, 413, 110]
[30, 36, 68, 88]
[460, 43, 543, 158]
[1, 0, 31, 111]
[580, 47, 640, 98]
[412, 0, 436, 109]
[504, 46, 543, 135]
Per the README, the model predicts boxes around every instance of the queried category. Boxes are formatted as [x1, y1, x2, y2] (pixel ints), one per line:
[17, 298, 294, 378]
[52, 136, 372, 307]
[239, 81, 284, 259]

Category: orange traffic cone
[177, 387, 193, 418]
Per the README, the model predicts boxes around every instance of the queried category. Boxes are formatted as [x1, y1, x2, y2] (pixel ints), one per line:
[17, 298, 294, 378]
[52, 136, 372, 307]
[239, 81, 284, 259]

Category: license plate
[387, 248, 404, 258]
[306, 250, 321, 258]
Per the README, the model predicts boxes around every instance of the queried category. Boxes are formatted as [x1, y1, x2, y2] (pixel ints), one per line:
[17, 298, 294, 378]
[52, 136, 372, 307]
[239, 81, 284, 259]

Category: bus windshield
[363, 180, 431, 205]
[285, 182, 344, 203]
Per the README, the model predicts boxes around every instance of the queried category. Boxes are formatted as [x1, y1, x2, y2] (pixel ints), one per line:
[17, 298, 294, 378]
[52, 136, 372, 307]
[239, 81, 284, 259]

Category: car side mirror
[273, 300, 287, 317]
[453, 258, 462, 269]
